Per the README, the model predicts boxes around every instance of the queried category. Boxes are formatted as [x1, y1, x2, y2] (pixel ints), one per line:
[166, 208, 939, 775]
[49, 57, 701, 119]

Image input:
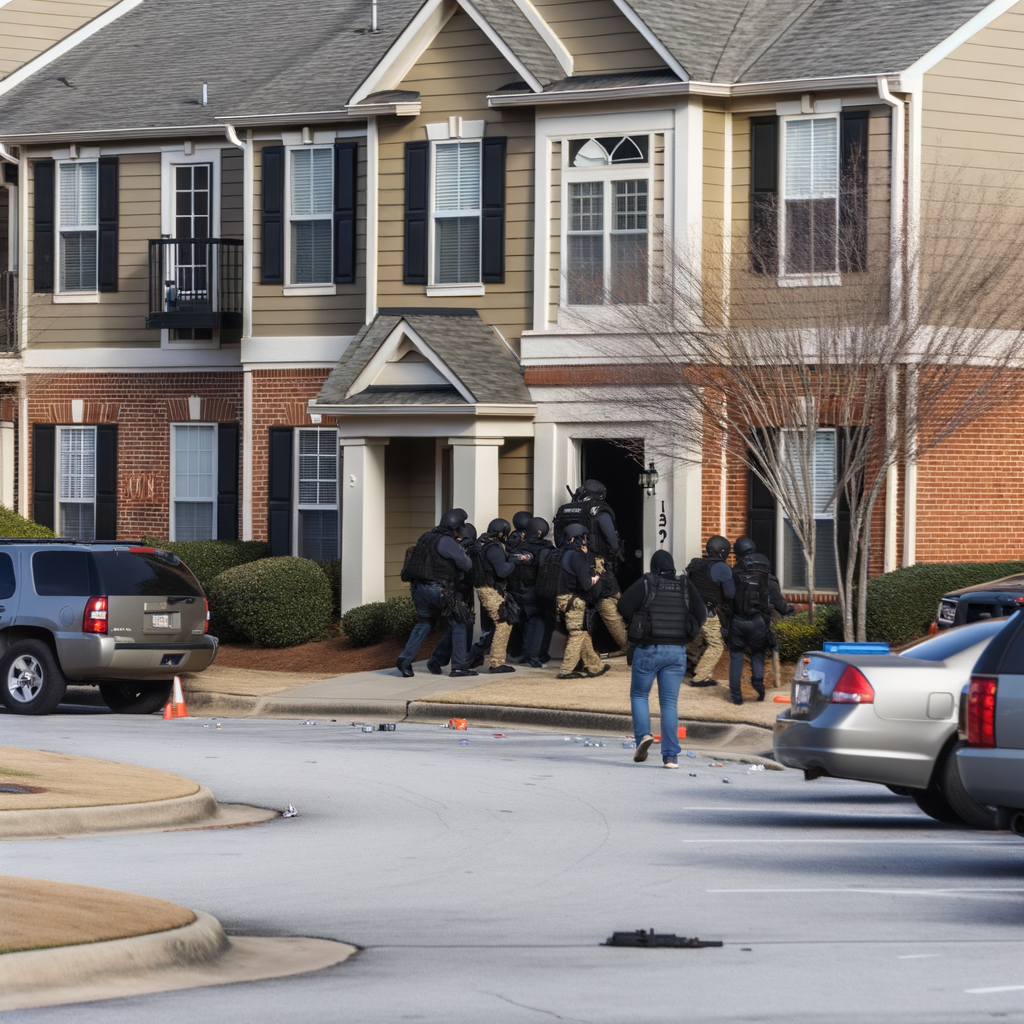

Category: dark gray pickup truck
[0, 541, 217, 716]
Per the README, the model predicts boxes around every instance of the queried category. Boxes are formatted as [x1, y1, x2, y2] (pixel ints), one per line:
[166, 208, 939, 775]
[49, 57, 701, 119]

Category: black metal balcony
[0, 271, 15, 354]
[146, 238, 243, 330]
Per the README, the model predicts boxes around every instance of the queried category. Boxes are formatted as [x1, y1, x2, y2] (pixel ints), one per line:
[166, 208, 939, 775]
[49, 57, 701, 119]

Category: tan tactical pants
[692, 612, 725, 681]
[556, 594, 603, 676]
[598, 595, 628, 652]
[477, 585, 511, 668]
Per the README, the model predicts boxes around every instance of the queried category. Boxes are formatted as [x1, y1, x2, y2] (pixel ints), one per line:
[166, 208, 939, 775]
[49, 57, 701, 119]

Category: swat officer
[686, 535, 736, 687]
[514, 516, 555, 669]
[505, 510, 535, 660]
[398, 509, 475, 678]
[426, 521, 478, 676]
[727, 536, 795, 704]
[618, 550, 707, 768]
[469, 518, 531, 674]
[555, 524, 609, 679]
[579, 479, 629, 654]
[507, 511, 533, 550]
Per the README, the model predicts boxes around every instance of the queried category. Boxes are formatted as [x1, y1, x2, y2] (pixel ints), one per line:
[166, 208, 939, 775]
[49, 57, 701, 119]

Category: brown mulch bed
[213, 632, 441, 675]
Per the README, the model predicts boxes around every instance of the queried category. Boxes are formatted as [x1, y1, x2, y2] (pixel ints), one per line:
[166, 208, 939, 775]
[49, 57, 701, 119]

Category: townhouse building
[0, 0, 1021, 613]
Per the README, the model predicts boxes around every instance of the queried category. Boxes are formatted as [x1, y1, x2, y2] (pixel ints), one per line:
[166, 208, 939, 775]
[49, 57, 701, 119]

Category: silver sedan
[773, 618, 1007, 827]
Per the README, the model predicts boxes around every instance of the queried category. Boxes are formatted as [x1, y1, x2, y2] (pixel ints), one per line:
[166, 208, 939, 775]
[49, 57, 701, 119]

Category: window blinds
[784, 118, 838, 200]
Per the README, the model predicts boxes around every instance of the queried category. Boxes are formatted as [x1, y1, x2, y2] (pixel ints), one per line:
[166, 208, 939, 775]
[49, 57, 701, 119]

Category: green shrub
[317, 558, 341, 618]
[206, 557, 332, 648]
[341, 594, 420, 647]
[864, 561, 1024, 646]
[774, 605, 843, 661]
[0, 506, 55, 538]
[141, 537, 268, 590]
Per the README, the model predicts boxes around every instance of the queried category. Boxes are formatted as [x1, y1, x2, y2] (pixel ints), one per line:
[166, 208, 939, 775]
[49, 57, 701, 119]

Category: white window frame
[560, 135, 653, 309]
[55, 159, 99, 297]
[427, 138, 483, 295]
[284, 144, 335, 294]
[292, 427, 340, 559]
[777, 114, 842, 288]
[778, 428, 839, 591]
[169, 422, 218, 542]
[55, 425, 97, 541]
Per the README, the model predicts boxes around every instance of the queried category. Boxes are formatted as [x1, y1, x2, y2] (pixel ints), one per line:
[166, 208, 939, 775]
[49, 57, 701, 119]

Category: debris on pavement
[748, 764, 766, 772]
[685, 750, 697, 758]
[378, 723, 396, 731]
[282, 805, 299, 818]
[709, 763, 723, 767]
[493, 733, 505, 738]
[604, 930, 723, 949]
[458, 738, 469, 745]
[299, 720, 316, 726]
[722, 779, 730, 783]
[361, 725, 374, 733]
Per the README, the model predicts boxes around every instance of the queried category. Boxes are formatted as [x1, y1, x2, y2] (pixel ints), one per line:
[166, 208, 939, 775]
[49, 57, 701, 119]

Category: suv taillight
[204, 598, 210, 634]
[966, 675, 997, 747]
[84, 596, 108, 634]
[831, 665, 875, 704]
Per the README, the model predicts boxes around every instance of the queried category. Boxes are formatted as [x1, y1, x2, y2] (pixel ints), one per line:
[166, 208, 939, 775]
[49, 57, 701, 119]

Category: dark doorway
[580, 438, 644, 592]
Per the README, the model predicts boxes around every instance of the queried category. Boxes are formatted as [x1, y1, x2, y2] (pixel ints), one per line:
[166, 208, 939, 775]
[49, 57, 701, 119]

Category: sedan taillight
[83, 596, 108, 634]
[204, 598, 210, 634]
[966, 675, 997, 747]
[831, 665, 875, 704]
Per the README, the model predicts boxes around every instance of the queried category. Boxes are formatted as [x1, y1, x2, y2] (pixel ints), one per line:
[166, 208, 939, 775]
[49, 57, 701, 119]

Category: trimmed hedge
[141, 538, 268, 590]
[0, 506, 55, 538]
[317, 558, 341, 619]
[206, 557, 332, 648]
[341, 594, 419, 647]
[774, 605, 843, 661]
[864, 561, 1024, 646]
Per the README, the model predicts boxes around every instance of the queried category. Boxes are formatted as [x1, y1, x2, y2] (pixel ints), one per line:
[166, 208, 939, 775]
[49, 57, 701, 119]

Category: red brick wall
[26, 371, 243, 540]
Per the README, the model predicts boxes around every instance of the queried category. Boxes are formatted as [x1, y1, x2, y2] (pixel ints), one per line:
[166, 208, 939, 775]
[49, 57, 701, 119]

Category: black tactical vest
[686, 555, 726, 606]
[583, 499, 618, 558]
[634, 574, 691, 645]
[401, 530, 458, 586]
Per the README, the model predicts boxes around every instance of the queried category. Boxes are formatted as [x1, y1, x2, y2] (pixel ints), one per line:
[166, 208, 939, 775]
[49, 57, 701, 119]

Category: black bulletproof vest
[513, 537, 552, 589]
[404, 530, 458, 586]
[687, 555, 725, 605]
[641, 574, 690, 645]
[583, 499, 618, 557]
[553, 502, 588, 545]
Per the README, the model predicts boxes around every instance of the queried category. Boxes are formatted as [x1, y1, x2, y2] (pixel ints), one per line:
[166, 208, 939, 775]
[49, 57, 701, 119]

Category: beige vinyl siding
[531, 0, 666, 74]
[384, 437, 436, 599]
[376, 12, 534, 349]
[220, 148, 244, 239]
[0, 0, 118, 78]
[702, 106, 726, 325]
[498, 438, 534, 523]
[251, 137, 367, 339]
[25, 150, 159, 348]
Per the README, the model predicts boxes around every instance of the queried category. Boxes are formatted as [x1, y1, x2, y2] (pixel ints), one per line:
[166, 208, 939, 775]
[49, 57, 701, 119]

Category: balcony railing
[0, 271, 15, 354]
[146, 238, 243, 330]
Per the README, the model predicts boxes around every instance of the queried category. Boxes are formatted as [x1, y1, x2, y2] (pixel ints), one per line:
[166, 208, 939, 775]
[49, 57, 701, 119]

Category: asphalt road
[3, 707, 1024, 1024]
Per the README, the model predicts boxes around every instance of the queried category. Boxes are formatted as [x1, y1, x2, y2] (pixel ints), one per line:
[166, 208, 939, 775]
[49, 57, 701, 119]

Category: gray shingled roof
[0, 0, 424, 136]
[316, 310, 533, 408]
[623, 0, 993, 83]
[467, 0, 566, 86]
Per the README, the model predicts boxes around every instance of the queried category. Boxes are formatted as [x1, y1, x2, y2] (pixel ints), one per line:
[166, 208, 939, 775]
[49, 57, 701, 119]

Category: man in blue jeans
[617, 550, 707, 768]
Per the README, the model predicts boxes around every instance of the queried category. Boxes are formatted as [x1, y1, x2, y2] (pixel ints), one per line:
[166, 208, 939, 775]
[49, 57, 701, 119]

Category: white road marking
[708, 888, 1024, 895]
[965, 985, 1024, 994]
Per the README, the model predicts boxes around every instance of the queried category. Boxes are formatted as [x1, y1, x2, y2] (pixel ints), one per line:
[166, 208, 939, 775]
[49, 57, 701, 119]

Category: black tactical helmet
[706, 535, 731, 559]
[733, 536, 757, 558]
[439, 508, 467, 531]
[583, 478, 607, 499]
[528, 516, 550, 538]
[563, 523, 588, 543]
[459, 522, 477, 543]
[488, 518, 511, 539]
[512, 511, 532, 531]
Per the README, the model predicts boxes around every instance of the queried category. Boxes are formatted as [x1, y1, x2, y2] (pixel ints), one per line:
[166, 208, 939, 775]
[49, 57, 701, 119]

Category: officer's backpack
[553, 501, 587, 546]
[401, 532, 441, 585]
[733, 563, 770, 617]
[463, 539, 490, 588]
[535, 546, 563, 600]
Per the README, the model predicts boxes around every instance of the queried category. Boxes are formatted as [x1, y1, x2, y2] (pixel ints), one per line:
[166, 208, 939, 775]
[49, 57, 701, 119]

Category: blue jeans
[630, 644, 686, 757]
[427, 620, 469, 673]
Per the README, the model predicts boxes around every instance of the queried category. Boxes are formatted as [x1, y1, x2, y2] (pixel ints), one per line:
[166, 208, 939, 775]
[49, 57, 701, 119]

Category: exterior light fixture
[639, 462, 659, 496]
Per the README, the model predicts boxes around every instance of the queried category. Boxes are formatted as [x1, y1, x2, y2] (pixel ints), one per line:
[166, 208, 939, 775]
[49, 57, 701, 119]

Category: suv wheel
[0, 640, 67, 716]
[940, 741, 997, 829]
[99, 682, 173, 715]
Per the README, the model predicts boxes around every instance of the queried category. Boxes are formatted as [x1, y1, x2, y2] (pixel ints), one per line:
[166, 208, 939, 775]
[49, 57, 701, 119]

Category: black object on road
[603, 930, 723, 948]
[378, 723, 396, 731]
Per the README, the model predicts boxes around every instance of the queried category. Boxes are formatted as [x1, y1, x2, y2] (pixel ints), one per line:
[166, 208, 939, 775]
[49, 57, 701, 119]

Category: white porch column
[340, 438, 388, 614]
[449, 437, 502, 532]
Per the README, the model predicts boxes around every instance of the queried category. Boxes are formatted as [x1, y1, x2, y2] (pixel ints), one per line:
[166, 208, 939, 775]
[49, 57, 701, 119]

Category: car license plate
[151, 614, 171, 629]
[794, 683, 812, 713]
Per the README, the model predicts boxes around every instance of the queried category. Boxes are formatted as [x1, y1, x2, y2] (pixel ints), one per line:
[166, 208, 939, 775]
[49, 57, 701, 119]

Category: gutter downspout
[365, 116, 378, 326]
[0, 145, 17, 274]
[0, 144, 17, 165]
[225, 123, 255, 541]
[877, 77, 906, 574]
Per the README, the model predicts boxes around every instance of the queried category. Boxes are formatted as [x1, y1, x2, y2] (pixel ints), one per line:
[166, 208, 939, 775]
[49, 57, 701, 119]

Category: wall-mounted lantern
[638, 462, 659, 496]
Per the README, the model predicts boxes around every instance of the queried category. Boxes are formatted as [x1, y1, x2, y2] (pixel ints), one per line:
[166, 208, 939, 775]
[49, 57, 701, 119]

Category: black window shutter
[334, 141, 358, 285]
[267, 427, 293, 556]
[840, 111, 869, 273]
[747, 429, 777, 570]
[403, 140, 429, 285]
[217, 422, 240, 541]
[33, 160, 55, 293]
[95, 425, 118, 541]
[97, 156, 119, 292]
[32, 424, 55, 530]
[749, 118, 778, 276]
[481, 136, 506, 284]
[261, 145, 285, 284]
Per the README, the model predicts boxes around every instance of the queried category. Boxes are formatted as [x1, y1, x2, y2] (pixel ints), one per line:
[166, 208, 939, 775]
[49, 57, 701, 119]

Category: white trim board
[241, 335, 354, 364]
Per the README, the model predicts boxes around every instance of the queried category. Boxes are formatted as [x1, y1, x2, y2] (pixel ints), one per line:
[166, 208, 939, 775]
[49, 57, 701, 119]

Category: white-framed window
[57, 161, 98, 292]
[563, 135, 650, 306]
[780, 428, 839, 590]
[432, 140, 482, 286]
[57, 425, 96, 540]
[170, 424, 217, 541]
[780, 115, 840, 277]
[295, 428, 339, 561]
[287, 146, 333, 285]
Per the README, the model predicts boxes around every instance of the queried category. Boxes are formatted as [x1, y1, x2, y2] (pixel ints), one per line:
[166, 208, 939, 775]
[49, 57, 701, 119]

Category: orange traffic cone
[164, 676, 188, 719]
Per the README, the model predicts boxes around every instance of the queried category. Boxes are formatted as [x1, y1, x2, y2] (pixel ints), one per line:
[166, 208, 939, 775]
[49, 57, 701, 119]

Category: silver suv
[0, 541, 217, 716]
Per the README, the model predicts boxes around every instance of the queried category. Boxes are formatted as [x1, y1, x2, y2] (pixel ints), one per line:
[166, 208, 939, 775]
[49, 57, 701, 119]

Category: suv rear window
[32, 549, 203, 597]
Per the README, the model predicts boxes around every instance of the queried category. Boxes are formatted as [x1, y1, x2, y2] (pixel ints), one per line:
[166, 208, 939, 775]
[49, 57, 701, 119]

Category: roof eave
[309, 401, 537, 417]
[217, 101, 420, 128]
[0, 124, 231, 145]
